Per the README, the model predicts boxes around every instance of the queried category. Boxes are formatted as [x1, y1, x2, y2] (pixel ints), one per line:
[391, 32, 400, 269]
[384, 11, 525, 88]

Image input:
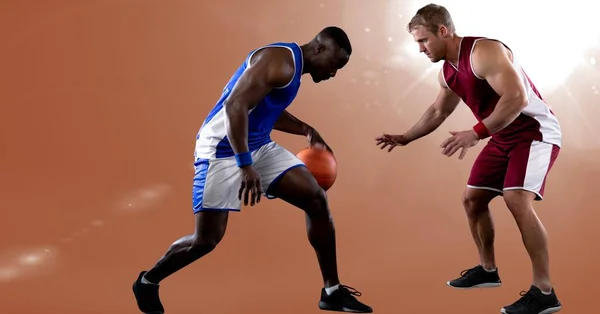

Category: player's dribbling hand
[440, 130, 479, 160]
[306, 127, 333, 152]
[239, 166, 262, 206]
[375, 133, 410, 152]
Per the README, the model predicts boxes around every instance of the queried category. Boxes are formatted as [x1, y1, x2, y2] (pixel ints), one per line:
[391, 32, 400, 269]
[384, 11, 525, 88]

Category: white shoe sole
[446, 281, 502, 289]
[501, 305, 562, 314]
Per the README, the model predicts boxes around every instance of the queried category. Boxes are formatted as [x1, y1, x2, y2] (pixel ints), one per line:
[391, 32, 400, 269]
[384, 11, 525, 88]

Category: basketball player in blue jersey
[132, 27, 373, 314]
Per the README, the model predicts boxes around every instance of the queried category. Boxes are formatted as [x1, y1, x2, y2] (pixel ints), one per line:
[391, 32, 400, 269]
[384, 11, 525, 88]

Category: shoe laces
[513, 289, 542, 309]
[459, 266, 481, 278]
[339, 285, 362, 297]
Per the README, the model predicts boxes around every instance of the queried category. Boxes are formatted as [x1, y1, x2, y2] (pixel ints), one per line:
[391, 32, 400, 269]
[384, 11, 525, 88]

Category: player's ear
[439, 25, 448, 37]
[315, 43, 326, 54]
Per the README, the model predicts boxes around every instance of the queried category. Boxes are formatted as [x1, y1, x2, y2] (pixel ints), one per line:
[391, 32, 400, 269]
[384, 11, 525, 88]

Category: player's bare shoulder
[471, 39, 514, 78]
[249, 47, 295, 88]
[472, 39, 513, 63]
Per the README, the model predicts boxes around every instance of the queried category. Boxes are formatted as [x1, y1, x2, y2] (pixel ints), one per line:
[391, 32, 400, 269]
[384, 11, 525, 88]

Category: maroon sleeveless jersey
[442, 36, 562, 148]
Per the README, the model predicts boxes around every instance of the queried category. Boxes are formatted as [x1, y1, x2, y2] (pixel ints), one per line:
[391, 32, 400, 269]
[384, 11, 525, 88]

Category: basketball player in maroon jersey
[375, 4, 562, 314]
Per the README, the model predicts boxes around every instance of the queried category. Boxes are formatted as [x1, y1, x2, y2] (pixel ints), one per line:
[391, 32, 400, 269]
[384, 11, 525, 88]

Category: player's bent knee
[302, 187, 331, 220]
[503, 190, 536, 217]
[189, 234, 222, 254]
[462, 188, 496, 217]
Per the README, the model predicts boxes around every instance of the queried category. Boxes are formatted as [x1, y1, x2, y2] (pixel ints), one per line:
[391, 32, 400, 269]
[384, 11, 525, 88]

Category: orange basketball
[296, 147, 338, 191]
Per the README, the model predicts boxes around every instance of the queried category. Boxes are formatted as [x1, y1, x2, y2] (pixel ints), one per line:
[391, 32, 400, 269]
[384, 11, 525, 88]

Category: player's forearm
[273, 110, 311, 136]
[481, 94, 527, 134]
[404, 104, 448, 142]
[224, 102, 250, 154]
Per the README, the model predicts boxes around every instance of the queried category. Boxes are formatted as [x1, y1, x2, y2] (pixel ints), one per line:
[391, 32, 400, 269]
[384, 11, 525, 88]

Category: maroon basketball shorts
[467, 140, 560, 200]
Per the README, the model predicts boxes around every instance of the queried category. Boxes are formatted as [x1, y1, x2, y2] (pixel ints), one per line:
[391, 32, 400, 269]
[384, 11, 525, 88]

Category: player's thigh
[268, 166, 328, 216]
[504, 141, 560, 201]
[192, 157, 242, 213]
[253, 142, 307, 199]
[467, 141, 509, 195]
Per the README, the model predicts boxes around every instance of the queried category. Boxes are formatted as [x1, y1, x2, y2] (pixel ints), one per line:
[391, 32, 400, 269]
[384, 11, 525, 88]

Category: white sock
[325, 284, 340, 295]
[541, 289, 553, 295]
[141, 275, 158, 285]
[482, 266, 497, 272]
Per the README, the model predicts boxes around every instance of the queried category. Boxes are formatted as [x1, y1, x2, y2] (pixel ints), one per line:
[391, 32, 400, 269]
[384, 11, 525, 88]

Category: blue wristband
[235, 152, 253, 167]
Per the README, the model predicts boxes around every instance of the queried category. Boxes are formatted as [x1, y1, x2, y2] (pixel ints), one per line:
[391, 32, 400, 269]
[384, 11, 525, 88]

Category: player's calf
[268, 166, 372, 313]
[301, 187, 340, 288]
[133, 212, 228, 313]
[447, 188, 502, 289]
[462, 188, 498, 270]
[504, 190, 553, 294]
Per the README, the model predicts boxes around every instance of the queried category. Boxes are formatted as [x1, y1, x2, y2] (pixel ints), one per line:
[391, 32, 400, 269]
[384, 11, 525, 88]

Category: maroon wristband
[473, 121, 490, 139]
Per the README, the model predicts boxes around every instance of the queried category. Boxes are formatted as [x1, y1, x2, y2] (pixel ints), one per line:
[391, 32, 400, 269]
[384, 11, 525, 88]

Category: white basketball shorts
[192, 141, 305, 213]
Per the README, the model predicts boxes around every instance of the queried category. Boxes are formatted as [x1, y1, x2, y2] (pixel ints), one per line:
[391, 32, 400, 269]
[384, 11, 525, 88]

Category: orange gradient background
[1, 1, 598, 313]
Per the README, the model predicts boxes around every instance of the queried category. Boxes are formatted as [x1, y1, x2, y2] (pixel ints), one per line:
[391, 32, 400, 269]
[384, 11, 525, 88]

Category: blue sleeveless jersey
[194, 42, 304, 160]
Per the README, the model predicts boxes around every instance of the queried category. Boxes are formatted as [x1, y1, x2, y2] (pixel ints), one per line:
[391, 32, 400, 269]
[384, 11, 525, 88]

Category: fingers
[254, 183, 262, 205]
[375, 134, 392, 143]
[376, 141, 398, 151]
[243, 182, 251, 206]
[458, 147, 469, 160]
[444, 144, 461, 157]
[376, 134, 399, 152]
[440, 136, 454, 149]
[441, 137, 460, 156]
[441, 140, 458, 156]
[238, 181, 246, 201]
[240, 179, 262, 206]
[311, 142, 327, 150]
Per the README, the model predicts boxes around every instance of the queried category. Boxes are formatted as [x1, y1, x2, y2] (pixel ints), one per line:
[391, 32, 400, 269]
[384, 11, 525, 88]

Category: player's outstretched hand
[440, 130, 479, 160]
[375, 133, 410, 152]
[238, 166, 262, 206]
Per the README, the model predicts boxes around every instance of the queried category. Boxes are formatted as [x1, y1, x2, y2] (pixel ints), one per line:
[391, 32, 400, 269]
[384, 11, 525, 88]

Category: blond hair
[407, 3, 456, 34]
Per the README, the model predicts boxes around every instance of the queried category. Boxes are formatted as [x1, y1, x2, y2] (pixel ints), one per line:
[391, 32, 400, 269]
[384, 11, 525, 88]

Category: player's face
[310, 44, 350, 83]
[410, 26, 445, 63]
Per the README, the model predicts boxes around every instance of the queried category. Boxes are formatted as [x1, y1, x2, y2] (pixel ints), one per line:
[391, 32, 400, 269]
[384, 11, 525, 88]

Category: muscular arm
[403, 70, 462, 142]
[274, 110, 311, 136]
[223, 49, 295, 155]
[472, 40, 528, 134]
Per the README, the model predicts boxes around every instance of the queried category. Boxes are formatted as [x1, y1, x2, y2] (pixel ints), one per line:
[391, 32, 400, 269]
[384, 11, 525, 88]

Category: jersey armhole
[469, 39, 486, 80]
[246, 45, 296, 89]
[470, 38, 514, 81]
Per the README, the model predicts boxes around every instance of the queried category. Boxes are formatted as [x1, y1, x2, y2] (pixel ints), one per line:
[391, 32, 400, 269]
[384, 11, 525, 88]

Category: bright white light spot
[388, 37, 393, 42]
[591, 57, 596, 65]
[20, 254, 41, 265]
[0, 247, 59, 282]
[116, 184, 172, 213]
[404, 42, 421, 58]
[364, 28, 371, 33]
